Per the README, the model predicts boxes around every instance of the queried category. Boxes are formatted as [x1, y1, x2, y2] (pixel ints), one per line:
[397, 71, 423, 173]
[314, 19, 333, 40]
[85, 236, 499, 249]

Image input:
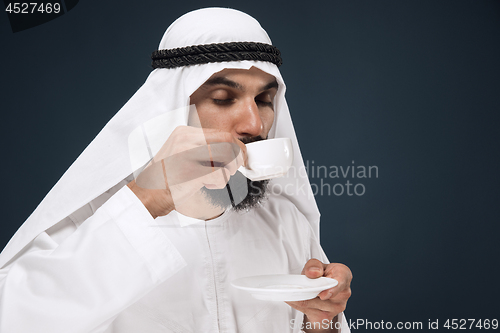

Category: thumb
[302, 258, 325, 279]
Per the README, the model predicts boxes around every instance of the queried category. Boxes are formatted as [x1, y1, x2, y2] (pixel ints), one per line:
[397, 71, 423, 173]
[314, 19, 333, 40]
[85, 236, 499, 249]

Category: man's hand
[128, 126, 247, 218]
[286, 259, 352, 332]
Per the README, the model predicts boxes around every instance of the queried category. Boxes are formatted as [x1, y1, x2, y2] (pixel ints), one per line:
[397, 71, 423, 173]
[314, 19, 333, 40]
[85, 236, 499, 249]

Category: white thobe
[0, 183, 350, 332]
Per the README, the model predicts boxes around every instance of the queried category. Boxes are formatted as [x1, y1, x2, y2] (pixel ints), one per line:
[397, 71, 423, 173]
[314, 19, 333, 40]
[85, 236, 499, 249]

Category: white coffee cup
[238, 138, 293, 181]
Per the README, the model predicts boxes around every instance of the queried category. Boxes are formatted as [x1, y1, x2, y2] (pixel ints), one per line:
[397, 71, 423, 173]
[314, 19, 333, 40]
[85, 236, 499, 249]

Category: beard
[200, 136, 270, 212]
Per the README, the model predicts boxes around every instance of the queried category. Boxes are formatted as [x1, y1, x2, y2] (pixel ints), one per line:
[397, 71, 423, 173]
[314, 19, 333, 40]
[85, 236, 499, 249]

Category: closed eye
[213, 99, 234, 105]
[255, 92, 274, 109]
[256, 100, 273, 108]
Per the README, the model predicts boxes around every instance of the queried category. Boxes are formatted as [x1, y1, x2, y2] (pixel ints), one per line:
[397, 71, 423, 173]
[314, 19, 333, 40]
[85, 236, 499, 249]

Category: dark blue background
[1, 1, 499, 331]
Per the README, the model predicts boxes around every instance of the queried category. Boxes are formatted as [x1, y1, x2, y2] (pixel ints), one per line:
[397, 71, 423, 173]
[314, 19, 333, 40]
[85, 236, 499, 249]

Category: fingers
[323, 263, 352, 297]
[286, 297, 347, 319]
[323, 263, 352, 281]
[154, 126, 242, 159]
[314, 263, 352, 307]
[144, 136, 242, 189]
[131, 125, 250, 217]
[302, 258, 326, 278]
[206, 142, 242, 173]
[286, 298, 330, 313]
[233, 137, 248, 167]
[300, 261, 352, 310]
[135, 126, 248, 206]
[285, 302, 333, 322]
[170, 126, 233, 146]
[201, 167, 231, 190]
[170, 127, 246, 170]
[198, 128, 248, 168]
[318, 287, 336, 301]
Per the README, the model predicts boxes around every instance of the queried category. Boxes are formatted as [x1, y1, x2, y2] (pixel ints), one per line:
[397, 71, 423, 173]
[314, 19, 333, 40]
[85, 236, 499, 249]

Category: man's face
[189, 66, 279, 211]
[190, 66, 278, 140]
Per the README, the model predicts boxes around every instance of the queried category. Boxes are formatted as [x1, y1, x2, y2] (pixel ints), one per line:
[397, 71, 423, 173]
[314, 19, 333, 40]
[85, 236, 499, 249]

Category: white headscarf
[0, 8, 320, 268]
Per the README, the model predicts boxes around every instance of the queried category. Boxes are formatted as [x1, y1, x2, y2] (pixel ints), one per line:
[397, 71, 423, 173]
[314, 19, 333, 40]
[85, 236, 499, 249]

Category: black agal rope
[151, 42, 282, 69]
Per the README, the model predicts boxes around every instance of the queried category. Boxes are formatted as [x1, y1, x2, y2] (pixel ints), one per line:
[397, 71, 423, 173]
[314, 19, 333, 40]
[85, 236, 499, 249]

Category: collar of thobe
[167, 209, 232, 228]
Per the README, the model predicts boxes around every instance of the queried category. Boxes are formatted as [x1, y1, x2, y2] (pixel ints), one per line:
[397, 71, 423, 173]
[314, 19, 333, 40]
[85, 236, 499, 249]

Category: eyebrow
[262, 80, 279, 91]
[203, 76, 279, 92]
[204, 77, 244, 90]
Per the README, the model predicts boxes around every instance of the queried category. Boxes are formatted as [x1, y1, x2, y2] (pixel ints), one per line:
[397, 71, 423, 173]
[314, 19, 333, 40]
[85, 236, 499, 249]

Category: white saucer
[231, 274, 338, 301]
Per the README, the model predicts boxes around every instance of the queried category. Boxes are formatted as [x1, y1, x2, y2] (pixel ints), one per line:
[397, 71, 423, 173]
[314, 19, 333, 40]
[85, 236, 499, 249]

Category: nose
[234, 98, 264, 138]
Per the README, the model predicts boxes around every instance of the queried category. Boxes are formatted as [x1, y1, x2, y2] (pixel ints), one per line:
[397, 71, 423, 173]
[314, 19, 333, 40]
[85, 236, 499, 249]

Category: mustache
[239, 135, 266, 145]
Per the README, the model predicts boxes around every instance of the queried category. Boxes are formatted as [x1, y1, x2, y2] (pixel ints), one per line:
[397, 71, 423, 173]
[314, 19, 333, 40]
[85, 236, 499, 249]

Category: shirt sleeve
[0, 185, 187, 333]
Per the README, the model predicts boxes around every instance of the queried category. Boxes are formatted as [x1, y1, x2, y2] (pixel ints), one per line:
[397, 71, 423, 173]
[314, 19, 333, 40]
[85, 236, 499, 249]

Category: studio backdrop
[1, 1, 499, 331]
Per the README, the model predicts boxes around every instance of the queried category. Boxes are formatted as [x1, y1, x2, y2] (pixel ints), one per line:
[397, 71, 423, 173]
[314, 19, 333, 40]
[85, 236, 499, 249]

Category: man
[0, 8, 352, 333]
